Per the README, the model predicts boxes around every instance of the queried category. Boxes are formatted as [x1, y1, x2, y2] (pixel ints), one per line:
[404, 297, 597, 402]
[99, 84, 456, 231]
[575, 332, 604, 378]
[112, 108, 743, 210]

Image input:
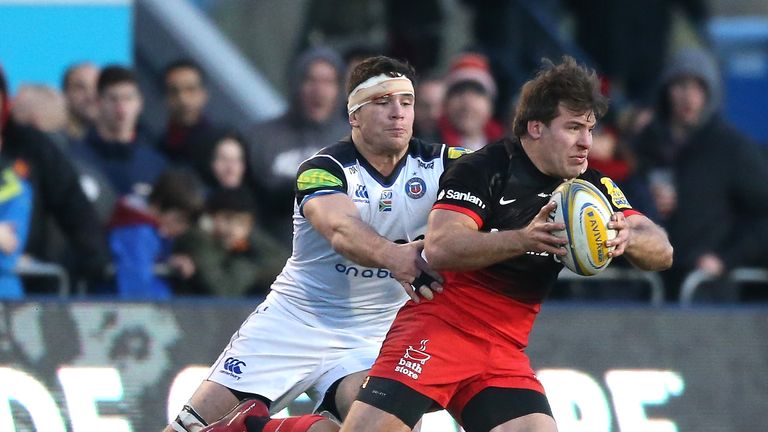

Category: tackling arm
[304, 193, 440, 300]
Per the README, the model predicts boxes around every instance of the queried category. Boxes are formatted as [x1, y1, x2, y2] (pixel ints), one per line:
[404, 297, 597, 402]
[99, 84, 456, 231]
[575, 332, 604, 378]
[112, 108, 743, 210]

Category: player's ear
[527, 120, 542, 139]
[349, 110, 360, 128]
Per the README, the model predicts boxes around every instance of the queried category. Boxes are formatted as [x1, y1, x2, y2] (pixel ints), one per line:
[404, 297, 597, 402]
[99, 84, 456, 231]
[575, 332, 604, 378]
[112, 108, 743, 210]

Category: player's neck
[520, 136, 552, 177]
[352, 132, 408, 177]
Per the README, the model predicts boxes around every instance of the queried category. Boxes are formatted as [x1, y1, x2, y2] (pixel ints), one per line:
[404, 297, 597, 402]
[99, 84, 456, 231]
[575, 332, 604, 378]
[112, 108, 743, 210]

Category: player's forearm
[426, 227, 524, 271]
[624, 218, 674, 271]
[327, 215, 396, 268]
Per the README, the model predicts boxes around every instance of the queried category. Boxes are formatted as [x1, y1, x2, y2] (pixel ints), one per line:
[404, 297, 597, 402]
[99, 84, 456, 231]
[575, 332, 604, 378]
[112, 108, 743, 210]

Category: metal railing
[679, 267, 768, 306]
[15, 259, 70, 298]
[558, 267, 666, 306]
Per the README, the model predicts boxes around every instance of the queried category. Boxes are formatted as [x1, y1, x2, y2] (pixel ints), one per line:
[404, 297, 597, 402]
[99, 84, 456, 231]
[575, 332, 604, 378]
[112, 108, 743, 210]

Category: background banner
[0, 300, 765, 431]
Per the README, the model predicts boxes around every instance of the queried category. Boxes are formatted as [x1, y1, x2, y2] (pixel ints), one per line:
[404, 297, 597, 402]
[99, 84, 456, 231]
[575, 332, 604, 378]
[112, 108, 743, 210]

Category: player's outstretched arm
[304, 193, 441, 301]
[607, 212, 673, 271]
[425, 202, 567, 271]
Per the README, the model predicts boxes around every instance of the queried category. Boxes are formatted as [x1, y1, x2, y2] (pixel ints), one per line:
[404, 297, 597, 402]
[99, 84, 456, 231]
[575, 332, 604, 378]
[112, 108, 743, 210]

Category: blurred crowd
[0, 0, 767, 303]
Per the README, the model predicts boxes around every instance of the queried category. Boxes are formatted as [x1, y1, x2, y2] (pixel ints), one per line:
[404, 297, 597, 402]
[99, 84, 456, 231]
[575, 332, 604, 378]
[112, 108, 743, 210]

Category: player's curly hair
[346, 56, 416, 96]
[513, 56, 608, 139]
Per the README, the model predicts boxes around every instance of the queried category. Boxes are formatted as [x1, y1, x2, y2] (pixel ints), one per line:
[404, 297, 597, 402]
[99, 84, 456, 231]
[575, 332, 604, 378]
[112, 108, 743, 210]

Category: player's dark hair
[346, 56, 416, 96]
[162, 58, 207, 88]
[97, 65, 139, 96]
[513, 56, 608, 139]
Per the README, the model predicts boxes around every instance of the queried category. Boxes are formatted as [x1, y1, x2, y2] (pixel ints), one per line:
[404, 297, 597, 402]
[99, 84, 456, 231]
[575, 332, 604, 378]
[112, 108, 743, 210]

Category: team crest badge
[405, 177, 427, 199]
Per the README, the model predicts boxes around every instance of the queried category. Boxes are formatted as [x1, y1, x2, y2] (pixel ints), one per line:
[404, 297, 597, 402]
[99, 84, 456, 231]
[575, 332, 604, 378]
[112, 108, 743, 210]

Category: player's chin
[566, 160, 588, 177]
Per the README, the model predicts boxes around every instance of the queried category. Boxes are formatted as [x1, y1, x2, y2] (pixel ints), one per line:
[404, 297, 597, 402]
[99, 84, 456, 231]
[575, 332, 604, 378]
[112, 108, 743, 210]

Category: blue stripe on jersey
[298, 190, 346, 217]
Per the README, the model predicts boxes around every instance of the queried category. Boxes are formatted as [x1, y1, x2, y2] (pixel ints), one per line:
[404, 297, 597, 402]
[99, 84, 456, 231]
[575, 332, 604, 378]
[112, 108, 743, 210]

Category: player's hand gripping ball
[549, 179, 617, 275]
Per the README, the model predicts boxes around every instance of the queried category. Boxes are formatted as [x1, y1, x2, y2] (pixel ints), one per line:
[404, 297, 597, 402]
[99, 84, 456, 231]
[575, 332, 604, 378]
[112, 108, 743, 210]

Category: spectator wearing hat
[438, 52, 505, 150]
[247, 46, 349, 245]
[633, 48, 768, 301]
[170, 187, 288, 297]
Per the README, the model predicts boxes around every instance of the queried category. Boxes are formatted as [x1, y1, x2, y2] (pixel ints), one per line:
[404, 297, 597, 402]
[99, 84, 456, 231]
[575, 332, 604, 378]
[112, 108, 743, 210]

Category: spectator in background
[158, 59, 223, 181]
[205, 132, 251, 193]
[61, 62, 99, 142]
[633, 48, 768, 301]
[108, 168, 205, 299]
[11, 84, 68, 138]
[438, 53, 505, 150]
[171, 188, 288, 297]
[0, 74, 33, 299]
[248, 46, 349, 243]
[72, 65, 167, 199]
[413, 73, 445, 142]
[565, 0, 709, 107]
[0, 159, 33, 300]
[1, 65, 110, 295]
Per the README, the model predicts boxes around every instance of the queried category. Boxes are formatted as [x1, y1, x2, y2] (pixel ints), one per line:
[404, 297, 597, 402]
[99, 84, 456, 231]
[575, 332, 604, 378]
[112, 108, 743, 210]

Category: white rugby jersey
[268, 137, 469, 333]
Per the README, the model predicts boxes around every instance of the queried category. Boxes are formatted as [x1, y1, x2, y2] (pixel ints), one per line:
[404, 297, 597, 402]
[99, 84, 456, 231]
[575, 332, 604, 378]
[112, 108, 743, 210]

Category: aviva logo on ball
[582, 207, 610, 267]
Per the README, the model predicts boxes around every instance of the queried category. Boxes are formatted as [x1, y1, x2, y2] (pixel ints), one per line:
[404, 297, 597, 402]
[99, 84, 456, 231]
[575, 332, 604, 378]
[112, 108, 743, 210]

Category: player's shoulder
[312, 137, 357, 167]
[407, 137, 446, 161]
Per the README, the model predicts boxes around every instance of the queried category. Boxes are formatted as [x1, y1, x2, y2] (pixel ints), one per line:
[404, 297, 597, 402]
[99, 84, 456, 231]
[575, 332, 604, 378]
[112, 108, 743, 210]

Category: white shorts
[206, 293, 386, 414]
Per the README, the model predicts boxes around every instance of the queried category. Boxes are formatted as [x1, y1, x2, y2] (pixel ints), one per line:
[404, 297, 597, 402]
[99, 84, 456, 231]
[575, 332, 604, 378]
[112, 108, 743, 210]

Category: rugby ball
[549, 179, 616, 276]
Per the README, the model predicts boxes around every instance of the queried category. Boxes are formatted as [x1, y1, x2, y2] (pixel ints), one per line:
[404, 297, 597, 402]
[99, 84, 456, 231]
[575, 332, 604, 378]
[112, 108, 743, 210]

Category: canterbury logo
[355, 185, 369, 199]
[223, 357, 246, 375]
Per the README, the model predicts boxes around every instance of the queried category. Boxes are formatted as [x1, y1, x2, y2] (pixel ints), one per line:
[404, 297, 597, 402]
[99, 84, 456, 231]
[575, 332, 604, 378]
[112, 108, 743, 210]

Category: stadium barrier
[558, 268, 666, 305]
[0, 300, 764, 431]
[679, 267, 768, 306]
[15, 259, 70, 298]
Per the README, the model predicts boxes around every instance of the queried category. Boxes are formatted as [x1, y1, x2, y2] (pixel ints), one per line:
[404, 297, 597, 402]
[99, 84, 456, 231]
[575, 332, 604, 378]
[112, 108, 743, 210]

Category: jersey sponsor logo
[296, 168, 343, 191]
[417, 159, 435, 169]
[499, 196, 516, 205]
[219, 357, 246, 380]
[447, 147, 471, 159]
[441, 189, 486, 209]
[395, 340, 431, 380]
[600, 177, 631, 209]
[405, 177, 427, 199]
[353, 184, 369, 203]
[335, 263, 394, 279]
[379, 190, 393, 212]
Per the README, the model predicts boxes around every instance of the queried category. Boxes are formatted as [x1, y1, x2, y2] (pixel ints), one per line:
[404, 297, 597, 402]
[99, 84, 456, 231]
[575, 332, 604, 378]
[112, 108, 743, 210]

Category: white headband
[347, 74, 415, 115]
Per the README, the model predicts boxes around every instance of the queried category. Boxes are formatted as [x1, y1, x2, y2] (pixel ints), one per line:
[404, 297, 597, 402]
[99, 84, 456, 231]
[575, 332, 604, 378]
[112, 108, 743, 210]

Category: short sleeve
[295, 155, 348, 214]
[433, 151, 493, 229]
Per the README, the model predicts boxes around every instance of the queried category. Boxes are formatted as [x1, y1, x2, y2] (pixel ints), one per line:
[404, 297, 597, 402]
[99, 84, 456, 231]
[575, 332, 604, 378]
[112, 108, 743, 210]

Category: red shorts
[368, 281, 545, 416]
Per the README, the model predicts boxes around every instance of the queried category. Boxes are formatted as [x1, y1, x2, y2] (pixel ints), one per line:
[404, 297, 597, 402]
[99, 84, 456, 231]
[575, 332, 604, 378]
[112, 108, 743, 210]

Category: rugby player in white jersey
[166, 56, 469, 432]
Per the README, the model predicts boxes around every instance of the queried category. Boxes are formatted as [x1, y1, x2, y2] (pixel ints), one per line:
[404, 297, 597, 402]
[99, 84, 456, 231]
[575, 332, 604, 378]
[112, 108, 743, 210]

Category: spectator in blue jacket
[108, 168, 204, 299]
[0, 72, 33, 298]
[72, 65, 167, 200]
